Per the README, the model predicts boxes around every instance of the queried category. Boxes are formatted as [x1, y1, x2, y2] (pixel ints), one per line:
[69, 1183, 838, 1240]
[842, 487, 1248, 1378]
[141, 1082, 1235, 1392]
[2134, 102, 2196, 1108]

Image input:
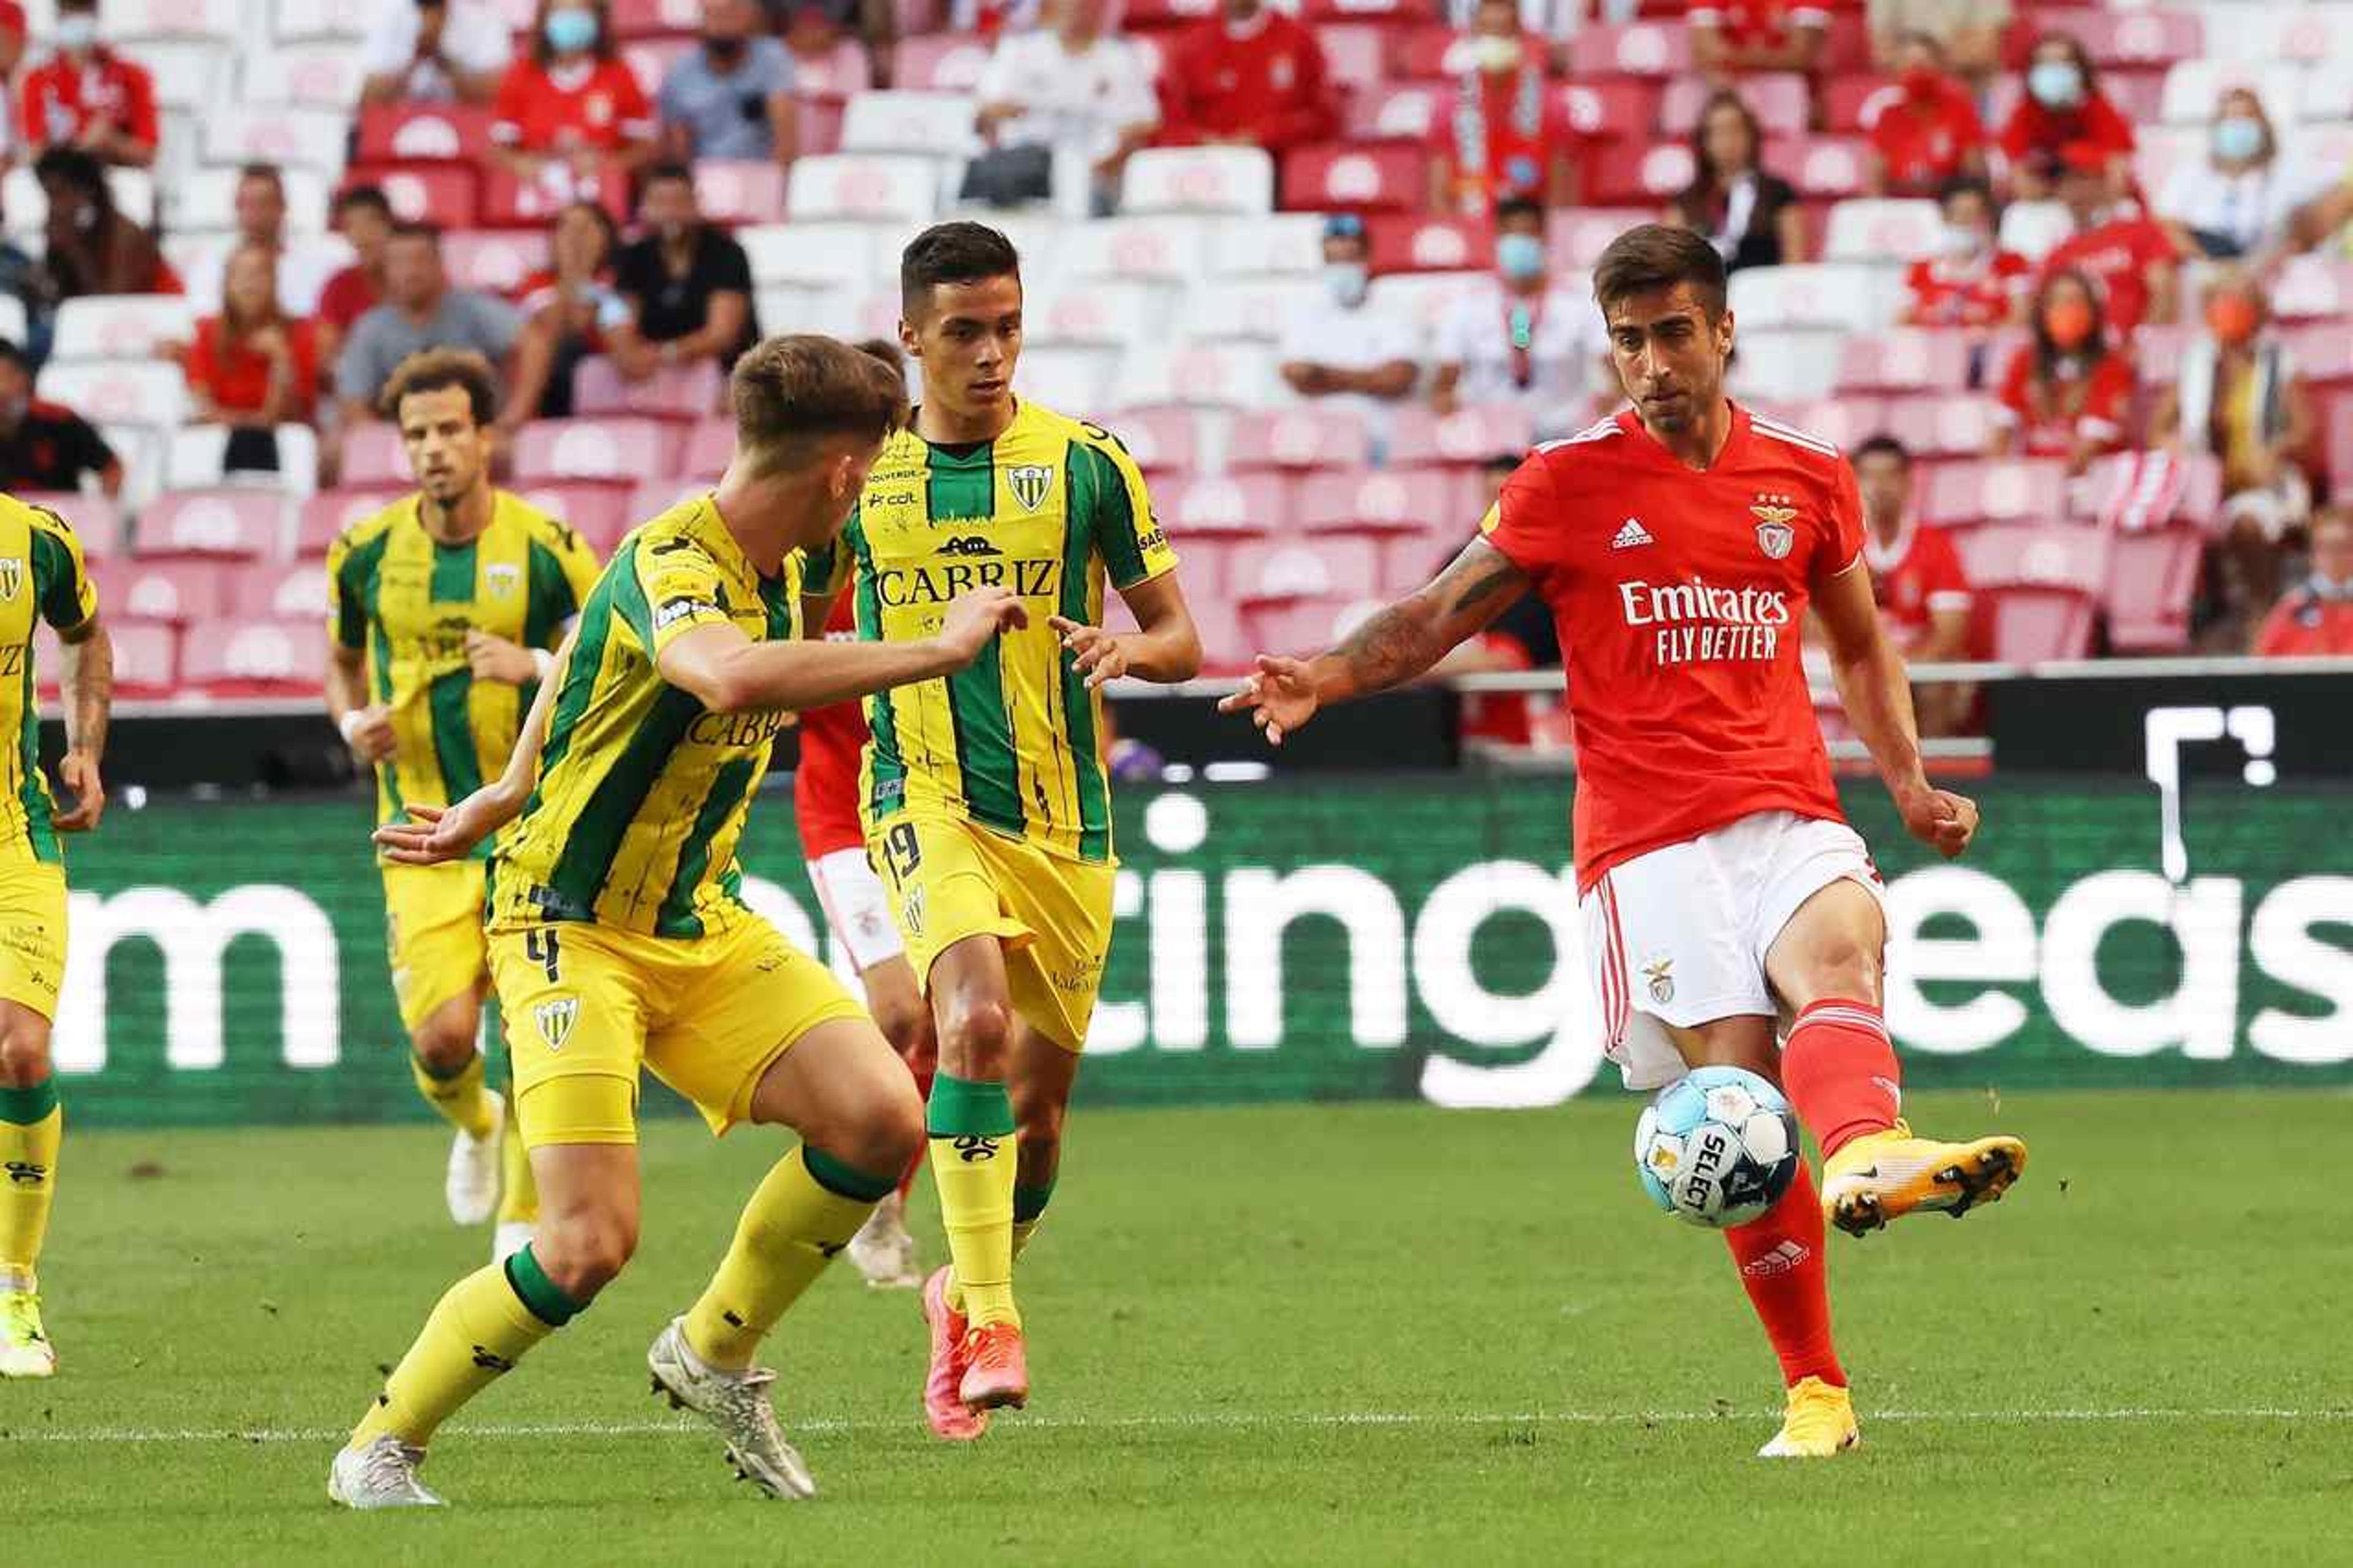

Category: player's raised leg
[0, 998, 63, 1379]
[1765, 879, 2026, 1235]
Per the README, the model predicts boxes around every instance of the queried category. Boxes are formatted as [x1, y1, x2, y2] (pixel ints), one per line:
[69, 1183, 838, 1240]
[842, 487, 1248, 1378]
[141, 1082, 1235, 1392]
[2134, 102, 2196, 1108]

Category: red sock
[1781, 998, 1901, 1160]
[1725, 1161, 1844, 1388]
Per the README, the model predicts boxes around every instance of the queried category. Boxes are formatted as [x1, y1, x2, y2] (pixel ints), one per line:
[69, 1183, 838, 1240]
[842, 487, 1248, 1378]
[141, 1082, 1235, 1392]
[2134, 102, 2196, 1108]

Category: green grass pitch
[7, 1089, 2349, 1565]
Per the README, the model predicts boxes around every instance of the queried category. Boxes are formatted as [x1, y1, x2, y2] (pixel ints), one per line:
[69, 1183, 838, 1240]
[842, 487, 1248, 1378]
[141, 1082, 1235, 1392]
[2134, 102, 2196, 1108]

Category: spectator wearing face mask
[1904, 176, 2028, 328]
[659, 0, 797, 165]
[2253, 510, 2353, 656]
[492, 0, 656, 189]
[2156, 89, 2324, 263]
[1426, 0, 1574, 219]
[1669, 90, 1804, 271]
[17, 0, 157, 168]
[2040, 145, 2182, 337]
[1988, 268, 2134, 475]
[2152, 270, 2314, 610]
[1430, 197, 1607, 441]
[2000, 32, 2133, 201]
[1276, 214, 1420, 461]
[360, 0, 512, 106]
[1865, 32, 1985, 199]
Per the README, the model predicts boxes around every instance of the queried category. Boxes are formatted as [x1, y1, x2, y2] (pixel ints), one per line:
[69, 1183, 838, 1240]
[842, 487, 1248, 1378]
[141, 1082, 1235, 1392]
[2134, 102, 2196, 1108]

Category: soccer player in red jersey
[1224, 223, 2028, 1460]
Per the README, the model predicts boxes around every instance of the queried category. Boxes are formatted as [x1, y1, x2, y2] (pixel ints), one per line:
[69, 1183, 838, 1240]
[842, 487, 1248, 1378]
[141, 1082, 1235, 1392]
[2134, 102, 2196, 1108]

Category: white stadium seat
[1726, 330, 1844, 404]
[1008, 346, 1118, 417]
[102, 0, 242, 39]
[38, 362, 192, 430]
[1111, 342, 1286, 412]
[201, 110, 350, 172]
[787, 155, 942, 223]
[271, 0, 364, 41]
[3, 166, 156, 235]
[1822, 199, 1942, 265]
[131, 40, 229, 112]
[241, 44, 368, 110]
[1026, 281, 1173, 349]
[2159, 60, 2303, 124]
[168, 424, 319, 495]
[1179, 276, 1325, 344]
[838, 91, 979, 158]
[0, 295, 25, 349]
[1118, 147, 1275, 218]
[738, 221, 882, 289]
[1055, 216, 1210, 284]
[1729, 264, 1906, 331]
[1208, 212, 1326, 277]
[51, 295, 198, 363]
[171, 167, 332, 236]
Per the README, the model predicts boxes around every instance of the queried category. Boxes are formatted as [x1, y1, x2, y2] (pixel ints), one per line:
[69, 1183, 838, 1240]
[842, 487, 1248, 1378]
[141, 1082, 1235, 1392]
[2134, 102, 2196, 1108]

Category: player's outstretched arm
[376, 627, 575, 865]
[657, 587, 1029, 715]
[1813, 559, 1978, 858]
[1051, 570, 1202, 691]
[1218, 537, 1529, 746]
[51, 612, 111, 833]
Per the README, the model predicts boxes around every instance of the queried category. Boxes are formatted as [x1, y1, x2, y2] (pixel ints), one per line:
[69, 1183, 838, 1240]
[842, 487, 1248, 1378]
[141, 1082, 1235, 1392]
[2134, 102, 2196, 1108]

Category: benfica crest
[1751, 496, 1798, 560]
[1006, 464, 1055, 512]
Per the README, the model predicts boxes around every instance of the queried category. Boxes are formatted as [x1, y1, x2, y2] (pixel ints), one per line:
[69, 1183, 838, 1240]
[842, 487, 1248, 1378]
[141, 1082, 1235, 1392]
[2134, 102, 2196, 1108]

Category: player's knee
[865, 1085, 926, 1173]
[0, 1024, 51, 1087]
[873, 987, 936, 1064]
[536, 1208, 637, 1300]
[937, 993, 1013, 1069]
[410, 1016, 477, 1077]
[1793, 940, 1884, 1010]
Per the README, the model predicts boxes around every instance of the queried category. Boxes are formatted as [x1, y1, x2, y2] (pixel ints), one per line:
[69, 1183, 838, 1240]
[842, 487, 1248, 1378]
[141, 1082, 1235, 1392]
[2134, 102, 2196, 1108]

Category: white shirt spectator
[361, 1, 513, 104]
[975, 27, 1158, 164]
[2156, 157, 2330, 258]
[1433, 282, 1606, 440]
[1277, 295, 1422, 431]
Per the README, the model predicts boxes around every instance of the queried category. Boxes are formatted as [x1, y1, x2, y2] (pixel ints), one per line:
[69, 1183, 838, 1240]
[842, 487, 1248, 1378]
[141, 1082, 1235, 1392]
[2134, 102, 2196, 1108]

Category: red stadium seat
[2285, 324, 2353, 388]
[1279, 144, 1425, 214]
[626, 478, 708, 529]
[1772, 396, 1889, 453]
[1243, 596, 1383, 658]
[1188, 594, 1253, 675]
[2068, 8, 2204, 68]
[349, 164, 480, 229]
[354, 104, 497, 163]
[1368, 214, 1492, 275]
[1296, 468, 1463, 534]
[1979, 588, 2095, 662]
[1923, 460, 2069, 527]
[1555, 81, 1662, 141]
[1765, 135, 1868, 199]
[513, 419, 675, 484]
[621, 39, 693, 98]
[181, 618, 330, 697]
[694, 161, 790, 225]
[297, 489, 407, 556]
[1662, 74, 1808, 137]
[1230, 537, 1380, 602]
[1385, 404, 1535, 467]
[571, 357, 724, 420]
[91, 558, 231, 624]
[1822, 73, 1900, 132]
[1158, 473, 1290, 537]
[1835, 330, 1972, 395]
[1349, 84, 1447, 142]
[480, 166, 630, 229]
[1879, 393, 1999, 458]
[1107, 407, 1200, 475]
[2104, 526, 2203, 653]
[1227, 409, 1374, 474]
[795, 99, 845, 158]
[231, 558, 334, 623]
[17, 493, 126, 559]
[441, 229, 548, 294]
[339, 425, 414, 489]
[890, 33, 992, 91]
[610, 0, 699, 39]
[512, 482, 634, 554]
[40, 619, 173, 699]
[684, 417, 736, 477]
[1953, 522, 2111, 592]
[2075, 450, 2221, 530]
[1582, 142, 1697, 206]
[1384, 23, 1461, 81]
[1568, 21, 1690, 77]
[788, 37, 872, 97]
[133, 490, 287, 559]
[1301, 0, 1438, 18]
[1548, 207, 1659, 268]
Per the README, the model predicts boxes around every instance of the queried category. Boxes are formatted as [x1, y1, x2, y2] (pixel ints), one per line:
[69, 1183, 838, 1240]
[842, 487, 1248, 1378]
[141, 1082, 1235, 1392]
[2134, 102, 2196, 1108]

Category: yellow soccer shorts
[867, 811, 1115, 1053]
[0, 860, 67, 1020]
[381, 859, 490, 1034]
[490, 913, 869, 1150]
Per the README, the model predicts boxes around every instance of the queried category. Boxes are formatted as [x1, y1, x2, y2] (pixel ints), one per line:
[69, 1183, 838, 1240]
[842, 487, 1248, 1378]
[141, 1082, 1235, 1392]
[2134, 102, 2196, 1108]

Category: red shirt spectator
[1689, 0, 1828, 55]
[1905, 249, 2030, 327]
[492, 55, 654, 154]
[1428, 28, 1572, 218]
[1866, 519, 1972, 651]
[186, 314, 322, 420]
[1999, 92, 2132, 169]
[1156, 0, 1336, 154]
[2254, 585, 2353, 656]
[317, 267, 383, 333]
[1994, 343, 2133, 460]
[1871, 76, 1985, 194]
[19, 42, 158, 163]
[2000, 35, 2134, 191]
[2042, 211, 2178, 338]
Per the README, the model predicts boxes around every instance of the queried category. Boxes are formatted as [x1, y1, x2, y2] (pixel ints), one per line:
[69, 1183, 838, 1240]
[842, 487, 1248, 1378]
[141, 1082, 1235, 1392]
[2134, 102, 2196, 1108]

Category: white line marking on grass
[9, 1407, 2349, 1445]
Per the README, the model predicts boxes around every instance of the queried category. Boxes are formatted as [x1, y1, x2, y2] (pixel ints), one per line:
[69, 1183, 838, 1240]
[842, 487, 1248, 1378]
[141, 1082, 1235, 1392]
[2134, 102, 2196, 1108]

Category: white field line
[7, 1407, 2349, 1445]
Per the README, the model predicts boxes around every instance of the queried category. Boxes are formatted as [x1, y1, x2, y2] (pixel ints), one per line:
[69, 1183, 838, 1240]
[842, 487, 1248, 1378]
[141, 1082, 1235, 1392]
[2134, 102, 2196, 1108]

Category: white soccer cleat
[327, 1435, 446, 1509]
[646, 1316, 817, 1500]
[846, 1192, 921, 1290]
[0, 1288, 56, 1379]
[492, 1221, 536, 1265]
[444, 1093, 504, 1227]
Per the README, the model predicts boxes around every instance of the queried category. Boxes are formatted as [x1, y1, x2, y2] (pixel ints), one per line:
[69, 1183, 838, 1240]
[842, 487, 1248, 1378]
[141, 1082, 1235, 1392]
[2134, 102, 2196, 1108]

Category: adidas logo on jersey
[1610, 518, 1654, 550]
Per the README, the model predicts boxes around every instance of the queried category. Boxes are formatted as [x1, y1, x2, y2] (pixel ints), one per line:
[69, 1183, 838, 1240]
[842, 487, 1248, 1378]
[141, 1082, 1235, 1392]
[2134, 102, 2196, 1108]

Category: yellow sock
[496, 1096, 538, 1226]
[0, 1078, 61, 1284]
[682, 1145, 892, 1369]
[411, 1049, 497, 1142]
[926, 1072, 1018, 1330]
[350, 1246, 579, 1450]
[950, 1181, 1051, 1316]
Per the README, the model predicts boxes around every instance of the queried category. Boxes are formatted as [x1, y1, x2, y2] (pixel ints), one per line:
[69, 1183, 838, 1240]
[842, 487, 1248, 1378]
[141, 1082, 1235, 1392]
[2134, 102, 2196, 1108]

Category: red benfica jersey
[1865, 519, 1972, 652]
[792, 591, 870, 860]
[1904, 250, 2030, 328]
[1482, 404, 1863, 892]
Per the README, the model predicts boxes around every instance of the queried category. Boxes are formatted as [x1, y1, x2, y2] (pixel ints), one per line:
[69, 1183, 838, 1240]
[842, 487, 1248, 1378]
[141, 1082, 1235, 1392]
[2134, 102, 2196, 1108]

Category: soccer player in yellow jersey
[808, 223, 1202, 1438]
[324, 350, 602, 1260]
[0, 495, 113, 1380]
[327, 335, 1029, 1510]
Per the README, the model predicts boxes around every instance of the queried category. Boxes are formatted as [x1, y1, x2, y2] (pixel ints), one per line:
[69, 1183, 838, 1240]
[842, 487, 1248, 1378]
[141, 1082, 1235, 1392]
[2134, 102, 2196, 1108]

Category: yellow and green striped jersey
[0, 494, 97, 868]
[326, 490, 601, 851]
[810, 398, 1179, 865]
[490, 494, 817, 937]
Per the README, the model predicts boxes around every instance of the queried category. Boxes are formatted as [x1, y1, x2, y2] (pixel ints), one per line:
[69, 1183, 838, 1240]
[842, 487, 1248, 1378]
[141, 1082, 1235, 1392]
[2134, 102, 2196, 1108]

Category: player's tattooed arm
[53, 613, 110, 832]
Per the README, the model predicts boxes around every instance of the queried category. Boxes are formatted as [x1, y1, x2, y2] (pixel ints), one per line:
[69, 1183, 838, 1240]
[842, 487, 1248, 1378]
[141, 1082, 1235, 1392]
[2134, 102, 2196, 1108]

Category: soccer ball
[1632, 1066, 1800, 1229]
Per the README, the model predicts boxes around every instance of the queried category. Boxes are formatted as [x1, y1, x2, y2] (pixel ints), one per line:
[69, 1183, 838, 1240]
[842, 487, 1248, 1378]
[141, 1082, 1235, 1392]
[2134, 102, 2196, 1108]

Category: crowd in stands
[0, 0, 2348, 723]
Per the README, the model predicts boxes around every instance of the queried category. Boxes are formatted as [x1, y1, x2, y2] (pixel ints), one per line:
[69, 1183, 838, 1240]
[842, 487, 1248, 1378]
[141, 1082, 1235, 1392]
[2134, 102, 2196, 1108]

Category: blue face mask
[2213, 114, 2265, 162]
[1496, 232, 1545, 282]
[544, 9, 599, 53]
[2027, 59, 2082, 109]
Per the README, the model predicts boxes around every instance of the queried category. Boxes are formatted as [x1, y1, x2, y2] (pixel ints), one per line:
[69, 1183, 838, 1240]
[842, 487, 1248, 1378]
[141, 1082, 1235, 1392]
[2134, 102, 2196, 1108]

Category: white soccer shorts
[1579, 809, 1886, 1091]
[807, 847, 904, 974]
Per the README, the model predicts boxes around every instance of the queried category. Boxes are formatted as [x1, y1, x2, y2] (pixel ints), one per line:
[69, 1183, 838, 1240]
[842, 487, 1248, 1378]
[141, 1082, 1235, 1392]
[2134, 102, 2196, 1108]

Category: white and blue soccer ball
[1632, 1066, 1801, 1229]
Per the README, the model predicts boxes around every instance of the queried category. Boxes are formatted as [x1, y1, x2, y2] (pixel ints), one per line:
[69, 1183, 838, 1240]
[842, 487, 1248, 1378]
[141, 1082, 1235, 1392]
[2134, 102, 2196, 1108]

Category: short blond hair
[729, 333, 910, 473]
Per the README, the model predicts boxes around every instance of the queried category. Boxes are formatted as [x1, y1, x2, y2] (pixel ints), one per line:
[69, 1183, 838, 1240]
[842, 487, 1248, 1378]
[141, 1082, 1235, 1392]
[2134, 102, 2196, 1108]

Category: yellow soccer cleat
[0, 1287, 56, 1379]
[1757, 1376, 1859, 1458]
[1821, 1119, 2026, 1237]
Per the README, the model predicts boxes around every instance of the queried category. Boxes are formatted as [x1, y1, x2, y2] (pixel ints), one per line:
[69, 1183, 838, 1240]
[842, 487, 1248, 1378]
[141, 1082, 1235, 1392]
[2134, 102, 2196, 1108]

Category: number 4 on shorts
[525, 928, 563, 983]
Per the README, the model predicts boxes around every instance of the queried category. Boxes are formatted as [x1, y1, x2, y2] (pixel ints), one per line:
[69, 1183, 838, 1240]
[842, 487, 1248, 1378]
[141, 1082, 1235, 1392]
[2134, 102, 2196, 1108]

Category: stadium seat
[839, 91, 977, 157]
[273, 0, 366, 42]
[1029, 281, 1174, 349]
[2077, 449, 2222, 531]
[1547, 207, 1661, 269]
[355, 104, 498, 164]
[571, 357, 724, 420]
[1279, 145, 1425, 214]
[225, 556, 328, 628]
[1879, 393, 1999, 458]
[1556, 81, 1664, 141]
[1112, 343, 1284, 411]
[1765, 135, 1869, 199]
[91, 556, 231, 624]
[1208, 213, 1325, 277]
[513, 419, 675, 484]
[1729, 263, 1904, 330]
[1311, 22, 1386, 89]
[1979, 587, 2096, 662]
[1158, 472, 1290, 537]
[340, 425, 414, 488]
[1296, 466, 1461, 534]
[36, 362, 190, 430]
[137, 40, 229, 113]
[134, 490, 289, 559]
[621, 39, 693, 99]
[356, 165, 482, 229]
[297, 488, 406, 556]
[102, 0, 243, 37]
[1382, 23, 1463, 81]
[2104, 526, 2204, 653]
[1385, 403, 1534, 466]
[786, 35, 872, 97]
[1057, 216, 1210, 283]
[1230, 536, 1380, 602]
[0, 295, 28, 349]
[1773, 395, 1889, 453]
[1180, 275, 1323, 344]
[1835, 330, 1972, 395]
[1121, 147, 1276, 216]
[611, 0, 699, 38]
[50, 295, 198, 363]
[1822, 199, 1942, 264]
[796, 99, 846, 158]
[1567, 20, 1691, 77]
[1348, 84, 1447, 141]
[48, 619, 175, 699]
[1368, 215, 1492, 276]
[2285, 322, 2353, 387]
[16, 493, 128, 559]
[180, 617, 330, 697]
[1243, 596, 1385, 660]
[1187, 593, 1252, 674]
[738, 221, 882, 289]
[1923, 459, 2070, 526]
[890, 32, 991, 91]
[1581, 143, 1697, 206]
[684, 417, 736, 478]
[513, 482, 634, 553]
[1822, 73, 1902, 132]
[1104, 406, 1199, 475]
[176, 167, 333, 237]
[168, 424, 320, 494]
[1365, 269, 1487, 338]
[2071, 8, 2206, 69]
[441, 229, 548, 294]
[1302, 0, 1438, 22]
[242, 43, 367, 108]
[2159, 60, 2302, 125]
[787, 155, 941, 222]
[1954, 521, 2112, 594]
[1227, 408, 1374, 474]
[1662, 74, 1809, 136]
[1007, 344, 1118, 414]
[480, 166, 630, 229]
[202, 109, 349, 172]
[2, 166, 156, 233]
[1728, 330, 1844, 403]
[694, 161, 790, 225]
